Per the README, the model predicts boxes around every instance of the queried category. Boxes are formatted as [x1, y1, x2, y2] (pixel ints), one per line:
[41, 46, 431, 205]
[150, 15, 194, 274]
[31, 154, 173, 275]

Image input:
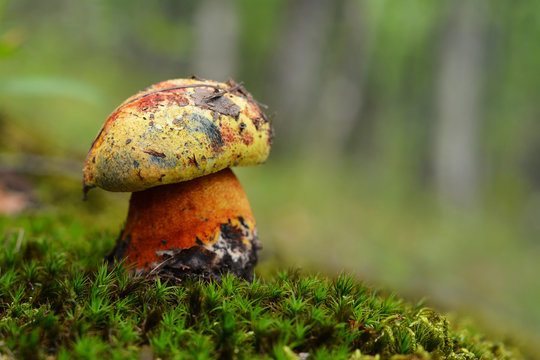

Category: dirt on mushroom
[85, 77, 272, 281]
[83, 78, 272, 193]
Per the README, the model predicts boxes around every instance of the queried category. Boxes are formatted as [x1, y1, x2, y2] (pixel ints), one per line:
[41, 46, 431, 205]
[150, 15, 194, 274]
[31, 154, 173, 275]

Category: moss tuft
[0, 214, 523, 359]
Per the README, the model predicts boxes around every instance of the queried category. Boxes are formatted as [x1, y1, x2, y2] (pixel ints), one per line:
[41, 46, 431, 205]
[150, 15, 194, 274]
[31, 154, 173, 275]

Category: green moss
[0, 214, 522, 359]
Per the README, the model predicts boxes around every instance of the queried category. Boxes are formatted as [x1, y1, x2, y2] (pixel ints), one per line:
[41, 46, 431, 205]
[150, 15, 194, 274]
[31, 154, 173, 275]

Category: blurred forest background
[1, 0, 540, 353]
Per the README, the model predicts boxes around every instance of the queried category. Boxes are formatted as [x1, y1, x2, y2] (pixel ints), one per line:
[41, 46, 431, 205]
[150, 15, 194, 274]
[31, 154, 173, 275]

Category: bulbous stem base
[108, 168, 260, 282]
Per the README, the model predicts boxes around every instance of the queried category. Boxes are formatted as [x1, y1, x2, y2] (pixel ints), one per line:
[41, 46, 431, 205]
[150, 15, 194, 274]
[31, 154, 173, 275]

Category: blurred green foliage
[1, 0, 540, 356]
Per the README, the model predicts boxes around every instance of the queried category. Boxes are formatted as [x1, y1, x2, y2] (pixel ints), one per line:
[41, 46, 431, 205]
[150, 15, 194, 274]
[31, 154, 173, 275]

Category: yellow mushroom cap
[83, 78, 273, 192]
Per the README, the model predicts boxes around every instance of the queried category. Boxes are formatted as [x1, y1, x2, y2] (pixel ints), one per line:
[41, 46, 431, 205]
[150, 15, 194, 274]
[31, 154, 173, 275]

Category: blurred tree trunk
[270, 0, 333, 152]
[192, 0, 238, 81]
[434, 0, 487, 209]
[308, 0, 385, 159]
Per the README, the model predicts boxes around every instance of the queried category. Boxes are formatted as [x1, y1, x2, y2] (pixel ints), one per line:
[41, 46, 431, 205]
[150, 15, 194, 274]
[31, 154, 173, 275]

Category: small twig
[122, 84, 233, 108]
[121, 81, 269, 110]
[0, 341, 15, 358]
[145, 255, 177, 278]
[3, 227, 24, 252]
[14, 228, 24, 253]
[253, 99, 269, 109]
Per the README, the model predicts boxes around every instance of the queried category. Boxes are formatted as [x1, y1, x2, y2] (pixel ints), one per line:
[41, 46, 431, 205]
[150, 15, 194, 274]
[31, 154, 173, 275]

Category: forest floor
[0, 211, 524, 359]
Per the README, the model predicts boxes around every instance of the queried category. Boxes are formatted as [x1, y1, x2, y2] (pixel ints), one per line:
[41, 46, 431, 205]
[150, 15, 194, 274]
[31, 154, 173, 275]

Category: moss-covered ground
[0, 213, 522, 359]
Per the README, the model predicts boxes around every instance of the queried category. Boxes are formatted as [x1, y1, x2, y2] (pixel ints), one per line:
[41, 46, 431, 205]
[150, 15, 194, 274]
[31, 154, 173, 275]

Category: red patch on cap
[220, 124, 237, 145]
[132, 93, 167, 112]
[241, 131, 253, 146]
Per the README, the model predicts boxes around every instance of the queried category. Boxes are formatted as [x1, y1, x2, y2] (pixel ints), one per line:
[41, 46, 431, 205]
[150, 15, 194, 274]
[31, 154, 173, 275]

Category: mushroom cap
[83, 78, 273, 192]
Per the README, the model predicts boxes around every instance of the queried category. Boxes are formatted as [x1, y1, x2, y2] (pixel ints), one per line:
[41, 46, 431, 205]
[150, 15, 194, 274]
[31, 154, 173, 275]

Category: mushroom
[82, 77, 273, 281]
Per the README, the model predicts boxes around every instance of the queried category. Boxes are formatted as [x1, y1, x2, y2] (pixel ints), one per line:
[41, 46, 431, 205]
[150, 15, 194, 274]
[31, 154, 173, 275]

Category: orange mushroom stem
[108, 168, 260, 282]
